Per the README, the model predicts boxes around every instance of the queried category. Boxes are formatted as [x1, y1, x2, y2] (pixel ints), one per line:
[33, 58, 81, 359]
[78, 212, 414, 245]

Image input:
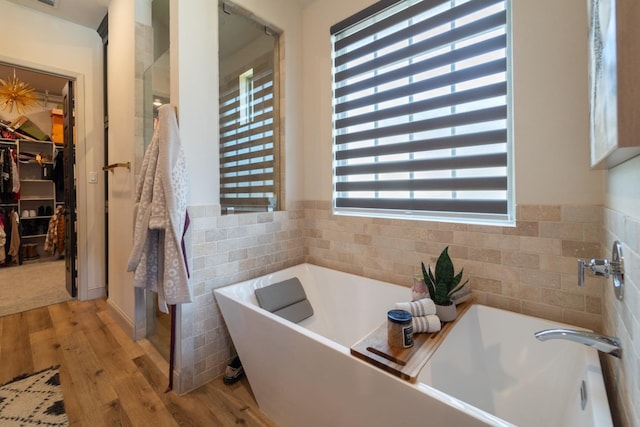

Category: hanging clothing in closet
[44, 206, 65, 255]
[52, 149, 64, 202]
[0, 209, 21, 266]
[7, 210, 20, 263]
[0, 212, 6, 264]
[127, 104, 191, 313]
[0, 146, 20, 203]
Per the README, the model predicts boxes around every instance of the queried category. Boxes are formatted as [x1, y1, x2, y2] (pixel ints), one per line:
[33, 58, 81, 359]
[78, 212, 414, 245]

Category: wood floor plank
[133, 354, 225, 426]
[29, 327, 61, 372]
[77, 305, 139, 385]
[0, 312, 34, 383]
[57, 329, 120, 422]
[24, 305, 53, 333]
[196, 378, 279, 427]
[96, 305, 145, 361]
[57, 363, 86, 427]
[102, 398, 135, 427]
[0, 298, 276, 426]
[112, 370, 179, 427]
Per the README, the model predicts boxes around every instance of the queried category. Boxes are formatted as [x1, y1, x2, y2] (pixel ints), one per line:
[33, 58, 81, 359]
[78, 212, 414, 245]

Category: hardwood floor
[0, 298, 277, 427]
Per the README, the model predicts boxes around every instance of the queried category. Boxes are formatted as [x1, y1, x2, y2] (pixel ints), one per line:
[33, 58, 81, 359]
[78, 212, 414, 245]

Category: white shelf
[17, 138, 57, 261]
[20, 197, 55, 201]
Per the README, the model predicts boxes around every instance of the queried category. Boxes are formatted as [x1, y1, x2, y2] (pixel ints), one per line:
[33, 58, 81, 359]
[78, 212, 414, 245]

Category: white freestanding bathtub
[214, 263, 613, 427]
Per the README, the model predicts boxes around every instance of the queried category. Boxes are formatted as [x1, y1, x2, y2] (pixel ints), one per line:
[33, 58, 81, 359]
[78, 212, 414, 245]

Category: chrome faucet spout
[534, 328, 622, 358]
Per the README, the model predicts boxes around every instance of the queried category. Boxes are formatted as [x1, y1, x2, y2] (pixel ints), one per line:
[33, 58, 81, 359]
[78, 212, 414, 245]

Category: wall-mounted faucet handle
[576, 241, 624, 300]
[577, 258, 610, 287]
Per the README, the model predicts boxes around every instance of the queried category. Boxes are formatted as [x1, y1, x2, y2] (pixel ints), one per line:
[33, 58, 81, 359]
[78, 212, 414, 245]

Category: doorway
[0, 62, 78, 316]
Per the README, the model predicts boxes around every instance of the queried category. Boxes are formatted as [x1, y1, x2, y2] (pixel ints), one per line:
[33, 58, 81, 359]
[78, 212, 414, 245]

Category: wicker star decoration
[0, 71, 38, 114]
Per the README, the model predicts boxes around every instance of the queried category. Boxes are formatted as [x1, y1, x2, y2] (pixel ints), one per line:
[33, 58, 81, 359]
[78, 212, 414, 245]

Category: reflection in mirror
[143, 49, 170, 151]
[219, 1, 281, 214]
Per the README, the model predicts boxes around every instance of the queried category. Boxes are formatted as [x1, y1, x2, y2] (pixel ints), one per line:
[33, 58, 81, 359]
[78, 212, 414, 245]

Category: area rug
[0, 366, 69, 426]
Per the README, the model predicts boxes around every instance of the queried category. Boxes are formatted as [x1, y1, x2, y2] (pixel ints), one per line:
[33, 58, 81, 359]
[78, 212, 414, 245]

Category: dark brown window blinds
[332, 0, 512, 222]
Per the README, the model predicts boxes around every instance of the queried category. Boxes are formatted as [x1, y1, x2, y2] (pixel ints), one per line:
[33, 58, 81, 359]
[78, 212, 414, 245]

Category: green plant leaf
[434, 247, 454, 288]
[420, 246, 469, 305]
[427, 266, 436, 285]
[421, 262, 436, 300]
[449, 279, 469, 298]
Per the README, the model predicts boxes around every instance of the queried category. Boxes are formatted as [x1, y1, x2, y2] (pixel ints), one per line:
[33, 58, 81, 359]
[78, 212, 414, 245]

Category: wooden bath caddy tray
[350, 299, 474, 383]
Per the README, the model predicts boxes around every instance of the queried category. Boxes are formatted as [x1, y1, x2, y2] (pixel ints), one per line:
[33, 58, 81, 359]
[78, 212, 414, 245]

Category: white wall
[171, 0, 219, 207]
[603, 156, 640, 427]
[107, 0, 137, 322]
[0, 0, 105, 300]
[301, 0, 604, 207]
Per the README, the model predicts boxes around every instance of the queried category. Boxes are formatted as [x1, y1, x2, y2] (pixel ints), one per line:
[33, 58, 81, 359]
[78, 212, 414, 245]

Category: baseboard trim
[85, 287, 106, 301]
[106, 299, 134, 339]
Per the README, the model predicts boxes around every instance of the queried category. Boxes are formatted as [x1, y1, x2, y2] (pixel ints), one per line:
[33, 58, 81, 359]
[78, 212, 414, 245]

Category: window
[331, 0, 512, 224]
[219, 2, 279, 214]
[239, 68, 255, 125]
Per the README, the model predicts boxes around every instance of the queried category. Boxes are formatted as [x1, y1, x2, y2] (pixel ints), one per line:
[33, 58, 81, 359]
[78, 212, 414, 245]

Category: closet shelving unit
[1, 137, 57, 261]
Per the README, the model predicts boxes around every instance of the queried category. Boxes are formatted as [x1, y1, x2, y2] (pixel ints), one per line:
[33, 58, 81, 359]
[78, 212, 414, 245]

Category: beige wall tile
[468, 247, 502, 264]
[470, 277, 501, 293]
[517, 284, 542, 302]
[502, 221, 539, 236]
[539, 254, 575, 274]
[539, 222, 584, 240]
[561, 240, 601, 258]
[586, 295, 602, 314]
[562, 309, 601, 332]
[484, 264, 520, 283]
[486, 294, 521, 313]
[521, 301, 563, 323]
[453, 231, 487, 247]
[503, 252, 540, 269]
[520, 236, 562, 255]
[521, 269, 562, 289]
[561, 205, 603, 223]
[540, 289, 585, 311]
[484, 233, 520, 251]
[518, 205, 561, 221]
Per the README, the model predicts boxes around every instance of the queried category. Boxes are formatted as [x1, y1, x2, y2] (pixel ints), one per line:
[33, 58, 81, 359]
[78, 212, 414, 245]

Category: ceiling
[7, 0, 314, 30]
[6, 0, 109, 29]
[0, 63, 68, 97]
[1, 0, 314, 97]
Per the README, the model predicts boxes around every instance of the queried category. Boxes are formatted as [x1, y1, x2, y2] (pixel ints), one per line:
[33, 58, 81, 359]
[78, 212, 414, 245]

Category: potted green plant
[421, 246, 469, 322]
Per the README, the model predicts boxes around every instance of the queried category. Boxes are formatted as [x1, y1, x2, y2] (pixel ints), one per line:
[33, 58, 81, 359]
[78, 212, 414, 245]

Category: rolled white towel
[394, 297, 436, 316]
[412, 315, 441, 333]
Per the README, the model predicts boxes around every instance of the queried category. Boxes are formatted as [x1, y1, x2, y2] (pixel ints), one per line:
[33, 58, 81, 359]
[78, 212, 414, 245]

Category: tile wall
[602, 207, 640, 427]
[304, 201, 604, 332]
[178, 203, 305, 391]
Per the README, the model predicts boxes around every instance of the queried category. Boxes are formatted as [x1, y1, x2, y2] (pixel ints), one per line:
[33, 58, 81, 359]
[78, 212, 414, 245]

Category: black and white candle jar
[387, 309, 413, 348]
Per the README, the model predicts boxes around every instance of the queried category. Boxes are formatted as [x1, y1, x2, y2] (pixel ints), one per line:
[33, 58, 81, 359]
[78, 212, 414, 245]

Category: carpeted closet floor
[0, 258, 69, 317]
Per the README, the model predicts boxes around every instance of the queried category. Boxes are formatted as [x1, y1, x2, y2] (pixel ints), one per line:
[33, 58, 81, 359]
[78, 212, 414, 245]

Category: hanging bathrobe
[127, 104, 191, 313]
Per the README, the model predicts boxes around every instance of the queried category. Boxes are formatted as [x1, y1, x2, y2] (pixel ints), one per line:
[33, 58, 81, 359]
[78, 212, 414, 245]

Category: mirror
[218, 1, 281, 214]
